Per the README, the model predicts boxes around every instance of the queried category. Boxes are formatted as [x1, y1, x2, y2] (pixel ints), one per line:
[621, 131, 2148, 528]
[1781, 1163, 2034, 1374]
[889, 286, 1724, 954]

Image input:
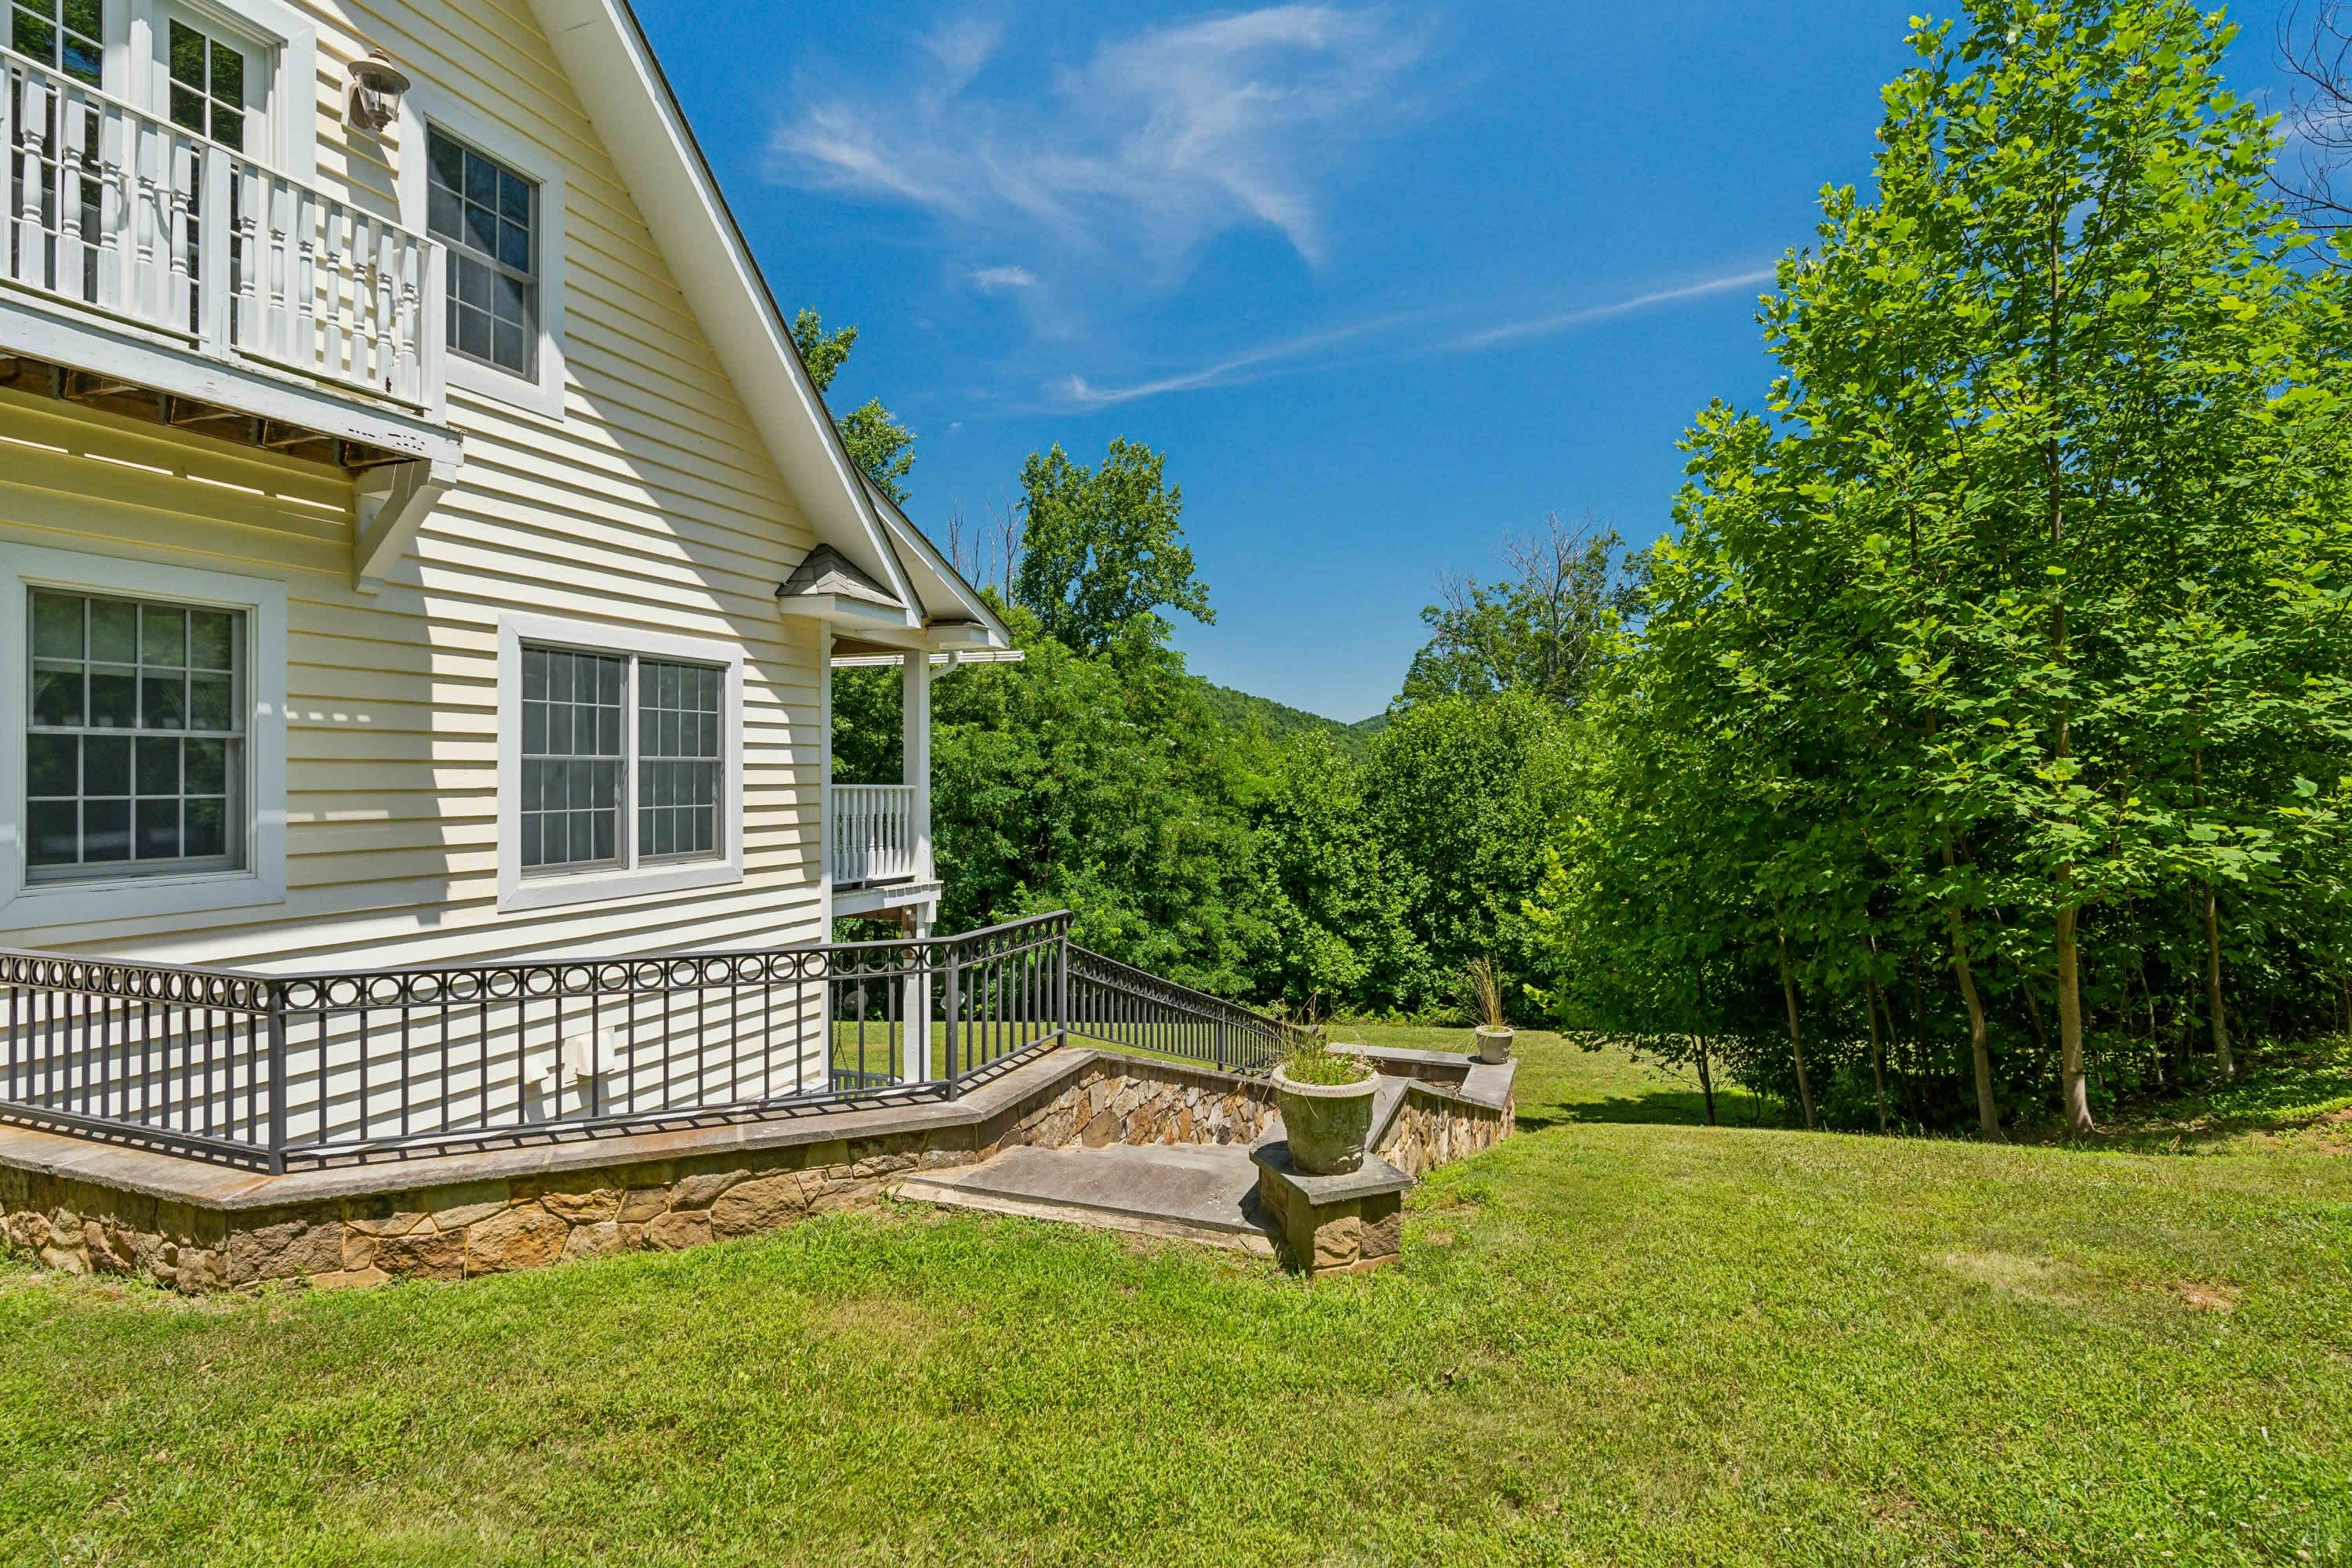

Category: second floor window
[426, 127, 537, 379]
[11, 0, 103, 85]
[165, 19, 249, 150]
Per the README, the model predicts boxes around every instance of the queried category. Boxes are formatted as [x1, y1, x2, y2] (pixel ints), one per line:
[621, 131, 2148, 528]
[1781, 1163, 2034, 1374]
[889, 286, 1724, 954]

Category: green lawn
[4, 1032, 2348, 1566]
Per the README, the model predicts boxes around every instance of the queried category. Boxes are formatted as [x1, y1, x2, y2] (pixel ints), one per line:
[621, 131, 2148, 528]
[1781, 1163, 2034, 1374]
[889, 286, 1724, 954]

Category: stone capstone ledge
[0, 1048, 1279, 1294]
[1350, 1044, 1476, 1083]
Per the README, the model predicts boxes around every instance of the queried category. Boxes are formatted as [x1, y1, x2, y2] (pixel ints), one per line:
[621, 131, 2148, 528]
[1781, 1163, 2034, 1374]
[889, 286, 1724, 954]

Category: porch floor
[895, 1142, 1280, 1255]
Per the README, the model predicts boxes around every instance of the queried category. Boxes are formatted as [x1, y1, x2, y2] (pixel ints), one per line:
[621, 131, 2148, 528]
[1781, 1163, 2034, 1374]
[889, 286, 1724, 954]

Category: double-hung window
[426, 126, 538, 380]
[515, 641, 728, 882]
[27, 590, 243, 879]
[2, 547, 286, 925]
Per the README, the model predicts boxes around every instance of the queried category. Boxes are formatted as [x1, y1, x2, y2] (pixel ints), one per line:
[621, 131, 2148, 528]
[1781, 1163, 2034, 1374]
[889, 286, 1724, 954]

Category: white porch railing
[829, 784, 924, 887]
[2, 48, 443, 410]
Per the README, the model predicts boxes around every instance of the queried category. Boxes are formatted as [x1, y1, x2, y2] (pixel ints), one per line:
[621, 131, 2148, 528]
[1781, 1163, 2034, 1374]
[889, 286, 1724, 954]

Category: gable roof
[779, 544, 903, 612]
[530, 0, 924, 627]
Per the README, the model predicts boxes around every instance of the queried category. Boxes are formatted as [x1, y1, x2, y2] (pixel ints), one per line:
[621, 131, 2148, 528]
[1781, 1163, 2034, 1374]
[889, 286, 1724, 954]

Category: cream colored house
[0, 0, 1008, 996]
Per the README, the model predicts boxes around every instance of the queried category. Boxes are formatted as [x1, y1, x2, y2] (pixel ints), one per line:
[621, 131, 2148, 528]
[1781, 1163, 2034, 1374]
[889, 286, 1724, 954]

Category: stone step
[895, 1142, 1279, 1256]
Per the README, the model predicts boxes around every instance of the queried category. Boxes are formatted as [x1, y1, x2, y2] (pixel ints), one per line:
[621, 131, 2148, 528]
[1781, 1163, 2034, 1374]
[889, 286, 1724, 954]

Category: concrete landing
[895, 1142, 1279, 1255]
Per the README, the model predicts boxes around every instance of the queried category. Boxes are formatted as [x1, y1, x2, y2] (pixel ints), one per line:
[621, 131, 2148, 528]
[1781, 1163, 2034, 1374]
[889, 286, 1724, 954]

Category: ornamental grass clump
[1280, 1037, 1373, 1087]
[1465, 956, 1507, 1032]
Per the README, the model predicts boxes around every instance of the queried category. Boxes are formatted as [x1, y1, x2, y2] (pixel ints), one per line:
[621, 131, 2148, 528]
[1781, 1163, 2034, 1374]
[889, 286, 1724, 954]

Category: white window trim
[0, 543, 288, 927]
[395, 79, 568, 422]
[497, 613, 742, 914]
[103, 0, 321, 184]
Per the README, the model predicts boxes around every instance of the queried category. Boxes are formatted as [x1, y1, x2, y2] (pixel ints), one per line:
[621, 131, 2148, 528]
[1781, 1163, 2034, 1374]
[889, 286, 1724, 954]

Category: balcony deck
[0, 45, 455, 468]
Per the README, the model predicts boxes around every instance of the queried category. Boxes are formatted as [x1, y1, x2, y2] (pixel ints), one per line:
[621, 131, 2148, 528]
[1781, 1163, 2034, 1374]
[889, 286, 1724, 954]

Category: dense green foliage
[1193, 682, 1375, 760]
[8, 1032, 2347, 1565]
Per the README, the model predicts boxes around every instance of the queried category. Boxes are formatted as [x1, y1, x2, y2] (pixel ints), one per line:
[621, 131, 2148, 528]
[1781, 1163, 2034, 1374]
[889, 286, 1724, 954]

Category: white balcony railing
[2, 48, 442, 411]
[829, 784, 924, 887]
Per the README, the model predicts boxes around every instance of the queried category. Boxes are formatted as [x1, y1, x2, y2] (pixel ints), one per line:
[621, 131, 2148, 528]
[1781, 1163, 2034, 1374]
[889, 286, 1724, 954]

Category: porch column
[902, 651, 932, 881]
[904, 912, 934, 1083]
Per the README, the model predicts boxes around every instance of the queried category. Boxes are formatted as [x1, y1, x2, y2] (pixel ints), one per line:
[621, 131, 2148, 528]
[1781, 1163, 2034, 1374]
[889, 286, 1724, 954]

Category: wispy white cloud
[1446, 268, 1777, 350]
[768, 6, 1434, 283]
[1059, 308, 1428, 407]
[967, 265, 1039, 292]
[1053, 265, 1777, 408]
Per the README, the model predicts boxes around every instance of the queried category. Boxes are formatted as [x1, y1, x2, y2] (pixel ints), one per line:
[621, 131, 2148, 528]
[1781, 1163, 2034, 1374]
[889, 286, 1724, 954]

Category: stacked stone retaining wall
[0, 1051, 1284, 1292]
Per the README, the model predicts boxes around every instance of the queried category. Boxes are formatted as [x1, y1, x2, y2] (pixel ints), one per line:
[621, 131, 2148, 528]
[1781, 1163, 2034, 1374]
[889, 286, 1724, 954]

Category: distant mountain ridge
[1196, 682, 1389, 760]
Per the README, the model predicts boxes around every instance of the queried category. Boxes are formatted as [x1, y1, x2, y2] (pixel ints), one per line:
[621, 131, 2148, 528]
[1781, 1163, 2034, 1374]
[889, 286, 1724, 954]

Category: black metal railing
[1069, 946, 1305, 1073]
[0, 913, 1302, 1171]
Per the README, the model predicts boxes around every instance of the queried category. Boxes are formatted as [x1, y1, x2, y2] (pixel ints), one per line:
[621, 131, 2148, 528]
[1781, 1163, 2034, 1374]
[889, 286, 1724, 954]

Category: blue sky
[636, 1, 2303, 723]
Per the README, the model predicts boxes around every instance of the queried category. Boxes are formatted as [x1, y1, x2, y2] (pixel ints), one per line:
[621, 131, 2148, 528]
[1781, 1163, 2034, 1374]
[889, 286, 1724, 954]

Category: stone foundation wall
[985, 1058, 1276, 1155]
[0, 1052, 1282, 1294]
[1375, 1082, 1515, 1180]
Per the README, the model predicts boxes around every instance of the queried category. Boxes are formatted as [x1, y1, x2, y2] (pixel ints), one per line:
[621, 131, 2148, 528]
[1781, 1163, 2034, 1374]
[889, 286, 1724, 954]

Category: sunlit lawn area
[2, 1030, 2347, 1565]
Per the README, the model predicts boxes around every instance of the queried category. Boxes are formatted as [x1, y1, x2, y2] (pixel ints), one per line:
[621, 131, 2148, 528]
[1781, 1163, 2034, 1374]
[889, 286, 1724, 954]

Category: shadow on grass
[1516, 1089, 1782, 1132]
[2021, 1039, 2352, 1153]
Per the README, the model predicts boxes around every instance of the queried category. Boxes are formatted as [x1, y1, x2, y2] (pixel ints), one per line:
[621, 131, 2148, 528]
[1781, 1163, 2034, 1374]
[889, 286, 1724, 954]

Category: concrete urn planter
[1271, 1065, 1378, 1175]
[1474, 1025, 1515, 1065]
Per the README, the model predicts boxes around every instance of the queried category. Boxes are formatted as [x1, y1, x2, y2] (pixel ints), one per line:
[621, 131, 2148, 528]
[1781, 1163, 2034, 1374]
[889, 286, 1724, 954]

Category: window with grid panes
[424, 127, 536, 379]
[26, 590, 243, 878]
[517, 647, 724, 874]
[518, 646, 622, 872]
[10, 0, 102, 84]
[637, 660, 720, 861]
[165, 18, 246, 150]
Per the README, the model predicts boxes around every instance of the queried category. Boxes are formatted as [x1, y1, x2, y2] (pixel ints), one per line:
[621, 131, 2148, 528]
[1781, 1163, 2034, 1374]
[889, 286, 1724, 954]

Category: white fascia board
[775, 593, 923, 637]
[528, 0, 920, 614]
[830, 648, 1027, 670]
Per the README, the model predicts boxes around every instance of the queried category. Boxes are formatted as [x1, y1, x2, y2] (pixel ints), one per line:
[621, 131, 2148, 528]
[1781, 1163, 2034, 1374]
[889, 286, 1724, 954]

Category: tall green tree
[1400, 513, 1647, 712]
[1012, 439, 1214, 657]
[1358, 690, 1578, 1015]
[1532, 0, 2352, 1136]
[790, 308, 916, 503]
[1792, 0, 2344, 1132]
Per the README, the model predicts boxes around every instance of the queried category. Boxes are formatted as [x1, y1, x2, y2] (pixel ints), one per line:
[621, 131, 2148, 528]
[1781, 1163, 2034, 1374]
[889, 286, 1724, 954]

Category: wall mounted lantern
[345, 49, 412, 133]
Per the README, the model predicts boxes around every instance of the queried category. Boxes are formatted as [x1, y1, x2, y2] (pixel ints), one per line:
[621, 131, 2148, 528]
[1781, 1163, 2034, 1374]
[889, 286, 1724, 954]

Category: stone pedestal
[1250, 1140, 1411, 1279]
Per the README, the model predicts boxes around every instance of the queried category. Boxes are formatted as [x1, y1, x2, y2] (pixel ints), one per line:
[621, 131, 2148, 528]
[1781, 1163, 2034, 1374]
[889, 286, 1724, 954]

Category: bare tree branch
[2274, 2, 2352, 249]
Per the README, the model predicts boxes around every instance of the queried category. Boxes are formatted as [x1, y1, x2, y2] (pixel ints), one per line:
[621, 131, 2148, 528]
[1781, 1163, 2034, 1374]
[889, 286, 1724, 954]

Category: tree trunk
[2042, 184, 2090, 1139]
[1941, 844, 2000, 1138]
[2191, 750, 2236, 1078]
[1909, 971, 1927, 1125]
[1772, 899, 1817, 1131]
[2134, 958, 2162, 1090]
[2199, 882, 2236, 1079]
[2056, 891, 2093, 1135]
[1865, 979, 1889, 1134]
[1693, 1035, 1717, 1126]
